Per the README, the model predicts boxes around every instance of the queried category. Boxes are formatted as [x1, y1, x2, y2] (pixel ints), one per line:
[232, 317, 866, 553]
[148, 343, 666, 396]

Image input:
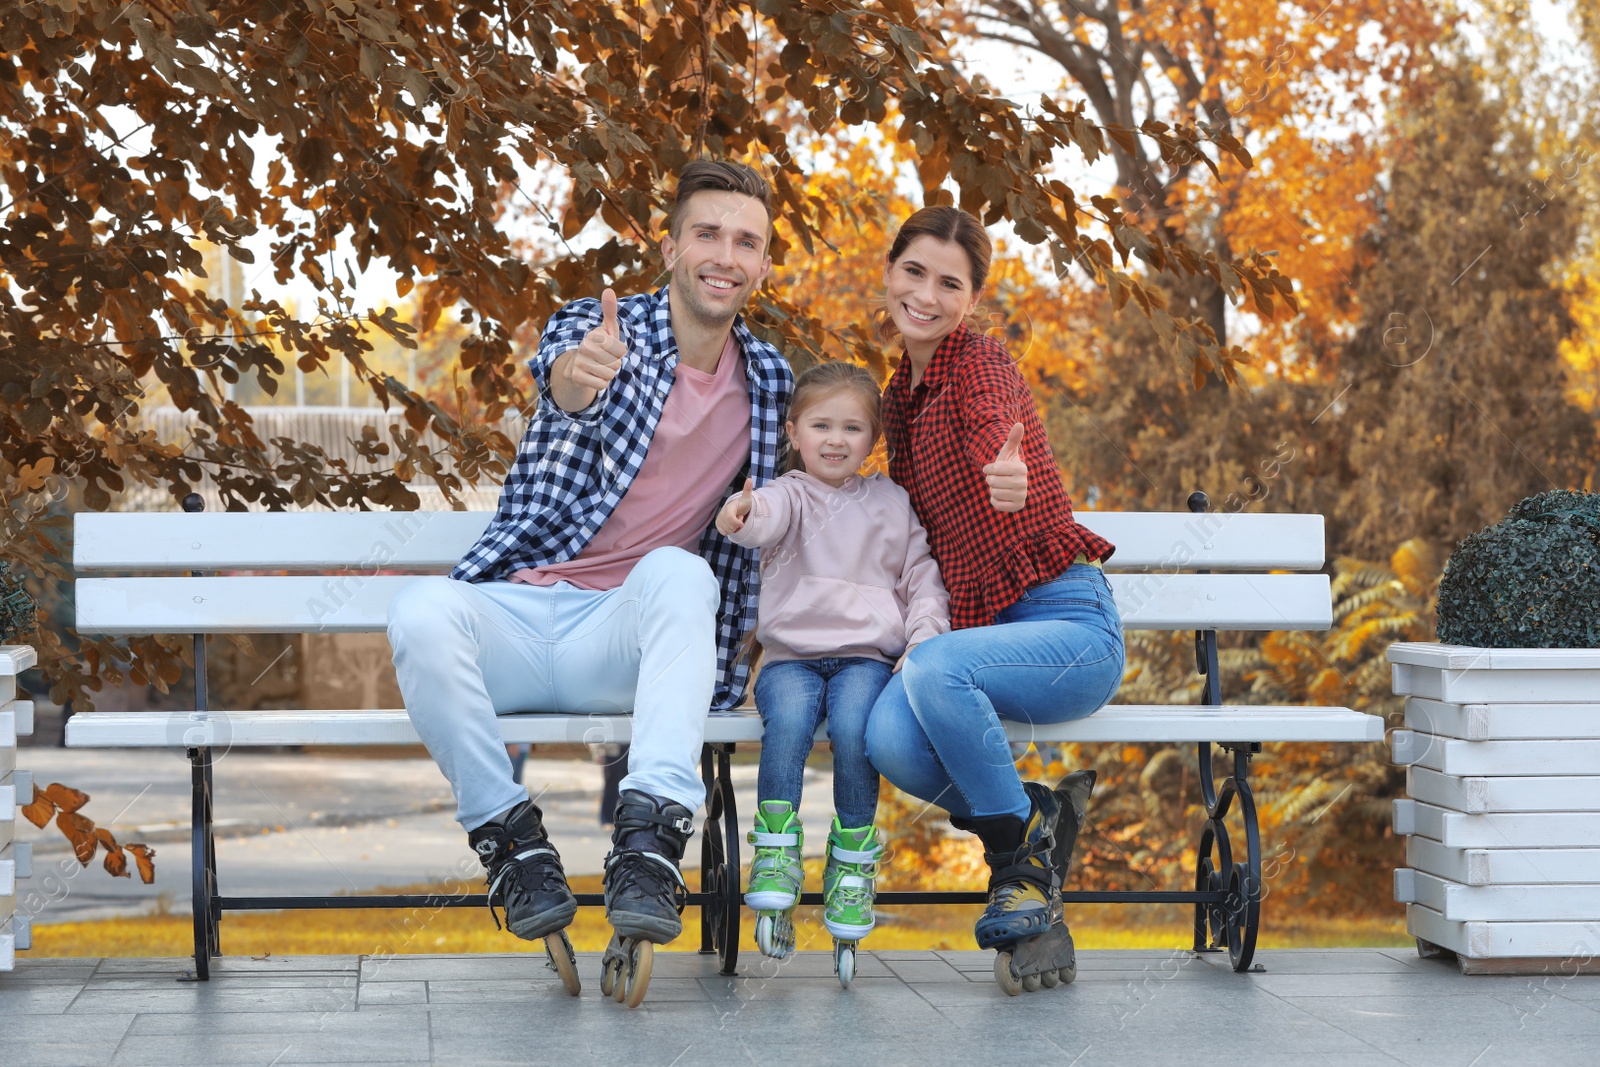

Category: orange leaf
[57, 811, 99, 866]
[126, 843, 157, 884]
[104, 849, 129, 878]
[41, 782, 90, 814]
[95, 826, 120, 853]
[21, 784, 56, 828]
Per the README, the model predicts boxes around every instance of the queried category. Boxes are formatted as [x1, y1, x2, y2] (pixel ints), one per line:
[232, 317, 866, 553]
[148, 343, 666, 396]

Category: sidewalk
[18, 748, 835, 924]
[4, 948, 1595, 1066]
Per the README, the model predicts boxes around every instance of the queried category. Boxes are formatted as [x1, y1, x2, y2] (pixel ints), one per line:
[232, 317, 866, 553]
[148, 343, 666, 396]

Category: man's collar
[653, 284, 787, 396]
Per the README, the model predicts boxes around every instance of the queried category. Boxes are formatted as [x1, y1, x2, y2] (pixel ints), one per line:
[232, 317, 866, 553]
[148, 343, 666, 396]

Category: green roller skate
[745, 800, 803, 959]
[823, 820, 881, 989]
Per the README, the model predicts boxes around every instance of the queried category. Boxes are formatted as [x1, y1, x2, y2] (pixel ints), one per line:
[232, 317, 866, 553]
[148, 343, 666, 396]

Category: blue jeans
[754, 657, 893, 829]
[865, 564, 1125, 822]
[388, 548, 719, 830]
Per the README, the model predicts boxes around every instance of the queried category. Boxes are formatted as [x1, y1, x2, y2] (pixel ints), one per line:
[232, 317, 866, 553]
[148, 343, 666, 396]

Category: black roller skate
[955, 770, 1096, 996]
[467, 799, 581, 995]
[600, 790, 694, 1007]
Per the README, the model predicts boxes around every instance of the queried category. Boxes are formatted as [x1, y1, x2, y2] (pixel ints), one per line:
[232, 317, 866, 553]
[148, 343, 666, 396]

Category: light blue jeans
[753, 657, 893, 829]
[865, 564, 1125, 822]
[387, 547, 720, 830]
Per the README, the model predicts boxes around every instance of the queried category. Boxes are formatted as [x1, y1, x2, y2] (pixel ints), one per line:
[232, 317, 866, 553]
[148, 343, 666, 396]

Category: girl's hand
[716, 478, 756, 536]
[983, 423, 1028, 512]
[893, 642, 920, 673]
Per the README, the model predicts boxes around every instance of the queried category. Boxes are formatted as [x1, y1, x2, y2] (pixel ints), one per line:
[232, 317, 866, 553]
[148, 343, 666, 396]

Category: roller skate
[822, 819, 881, 989]
[467, 799, 581, 996]
[600, 790, 694, 1007]
[745, 800, 803, 959]
[954, 770, 1096, 996]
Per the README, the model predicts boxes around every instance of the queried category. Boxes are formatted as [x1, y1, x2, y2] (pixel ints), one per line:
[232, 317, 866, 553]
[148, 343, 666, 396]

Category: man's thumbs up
[568, 288, 628, 394]
[600, 287, 619, 339]
[983, 422, 1029, 513]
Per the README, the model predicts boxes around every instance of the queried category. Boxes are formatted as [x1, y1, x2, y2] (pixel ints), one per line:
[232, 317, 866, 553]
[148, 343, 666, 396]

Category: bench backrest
[74, 510, 1332, 634]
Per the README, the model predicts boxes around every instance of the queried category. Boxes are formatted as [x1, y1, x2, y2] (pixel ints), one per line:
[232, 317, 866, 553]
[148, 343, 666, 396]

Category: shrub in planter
[1436, 489, 1600, 648]
[0, 560, 34, 645]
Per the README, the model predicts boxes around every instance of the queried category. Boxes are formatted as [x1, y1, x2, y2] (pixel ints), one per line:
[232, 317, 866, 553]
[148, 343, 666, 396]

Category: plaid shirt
[882, 325, 1114, 629]
[453, 286, 794, 710]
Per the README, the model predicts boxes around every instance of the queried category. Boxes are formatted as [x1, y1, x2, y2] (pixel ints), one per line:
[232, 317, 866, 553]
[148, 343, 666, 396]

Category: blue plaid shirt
[452, 286, 793, 710]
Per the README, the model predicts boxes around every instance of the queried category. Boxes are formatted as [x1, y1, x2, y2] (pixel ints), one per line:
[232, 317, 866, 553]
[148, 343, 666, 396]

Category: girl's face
[884, 235, 982, 356]
[786, 389, 876, 487]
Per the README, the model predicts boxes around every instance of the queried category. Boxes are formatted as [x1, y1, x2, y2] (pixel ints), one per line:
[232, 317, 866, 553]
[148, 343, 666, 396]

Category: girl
[862, 206, 1125, 992]
[715, 361, 949, 978]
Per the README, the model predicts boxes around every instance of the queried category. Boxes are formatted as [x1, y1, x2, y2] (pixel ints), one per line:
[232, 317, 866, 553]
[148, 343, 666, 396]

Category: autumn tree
[0, 1, 1300, 706]
[953, 0, 1443, 372]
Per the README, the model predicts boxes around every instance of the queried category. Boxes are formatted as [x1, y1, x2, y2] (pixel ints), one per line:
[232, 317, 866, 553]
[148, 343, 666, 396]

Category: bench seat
[68, 706, 1383, 748]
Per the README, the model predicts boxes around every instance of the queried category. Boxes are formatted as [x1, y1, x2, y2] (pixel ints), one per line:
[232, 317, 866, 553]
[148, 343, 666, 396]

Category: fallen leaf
[21, 784, 55, 828]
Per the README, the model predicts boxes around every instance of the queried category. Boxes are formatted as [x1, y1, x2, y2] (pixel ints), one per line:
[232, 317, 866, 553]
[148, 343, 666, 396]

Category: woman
[864, 206, 1125, 954]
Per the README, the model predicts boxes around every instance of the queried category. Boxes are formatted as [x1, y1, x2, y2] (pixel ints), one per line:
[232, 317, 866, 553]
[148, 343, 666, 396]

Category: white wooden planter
[1389, 642, 1600, 975]
[1, 645, 36, 971]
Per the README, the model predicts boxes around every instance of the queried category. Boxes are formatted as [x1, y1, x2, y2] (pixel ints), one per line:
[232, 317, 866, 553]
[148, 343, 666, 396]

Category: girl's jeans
[865, 564, 1125, 823]
[387, 547, 720, 831]
[753, 656, 893, 829]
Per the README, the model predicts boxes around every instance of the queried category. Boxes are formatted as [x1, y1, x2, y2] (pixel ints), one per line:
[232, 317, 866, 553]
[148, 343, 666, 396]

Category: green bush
[0, 561, 34, 645]
[1436, 490, 1600, 648]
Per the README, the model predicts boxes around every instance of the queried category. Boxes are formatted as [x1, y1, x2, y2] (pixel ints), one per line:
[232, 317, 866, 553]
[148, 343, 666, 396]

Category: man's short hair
[666, 161, 774, 240]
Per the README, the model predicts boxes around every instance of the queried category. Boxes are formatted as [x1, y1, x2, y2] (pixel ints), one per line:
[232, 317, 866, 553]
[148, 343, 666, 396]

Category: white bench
[69, 494, 1382, 979]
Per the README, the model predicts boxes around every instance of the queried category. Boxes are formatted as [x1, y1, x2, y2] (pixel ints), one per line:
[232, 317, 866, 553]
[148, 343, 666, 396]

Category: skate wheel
[835, 943, 855, 989]
[755, 914, 778, 958]
[1040, 968, 1059, 989]
[994, 951, 1022, 996]
[600, 950, 620, 998]
[545, 932, 581, 996]
[624, 940, 654, 1008]
[1022, 973, 1041, 993]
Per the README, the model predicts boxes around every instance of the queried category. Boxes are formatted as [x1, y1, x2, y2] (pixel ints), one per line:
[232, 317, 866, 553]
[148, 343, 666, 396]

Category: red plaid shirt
[882, 325, 1114, 630]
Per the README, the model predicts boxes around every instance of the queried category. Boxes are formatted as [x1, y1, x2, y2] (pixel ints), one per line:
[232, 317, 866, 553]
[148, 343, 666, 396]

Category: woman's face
[884, 235, 981, 355]
[786, 389, 876, 487]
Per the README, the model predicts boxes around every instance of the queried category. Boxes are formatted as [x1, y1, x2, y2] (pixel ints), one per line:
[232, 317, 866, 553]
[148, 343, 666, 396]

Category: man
[387, 161, 792, 958]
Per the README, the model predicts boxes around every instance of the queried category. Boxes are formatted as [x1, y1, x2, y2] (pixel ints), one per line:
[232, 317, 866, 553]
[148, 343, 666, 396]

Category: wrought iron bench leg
[181, 745, 220, 982]
[696, 743, 742, 974]
[1193, 740, 1263, 972]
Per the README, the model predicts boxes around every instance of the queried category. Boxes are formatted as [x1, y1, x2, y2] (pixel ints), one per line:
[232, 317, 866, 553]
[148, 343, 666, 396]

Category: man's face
[661, 190, 772, 329]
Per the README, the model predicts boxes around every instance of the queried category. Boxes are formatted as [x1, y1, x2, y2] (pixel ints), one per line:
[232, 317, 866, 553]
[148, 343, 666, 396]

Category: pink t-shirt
[510, 336, 750, 591]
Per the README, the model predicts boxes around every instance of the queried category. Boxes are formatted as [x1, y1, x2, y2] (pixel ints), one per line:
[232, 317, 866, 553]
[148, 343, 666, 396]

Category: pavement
[15, 748, 836, 925]
[4, 948, 1598, 1066]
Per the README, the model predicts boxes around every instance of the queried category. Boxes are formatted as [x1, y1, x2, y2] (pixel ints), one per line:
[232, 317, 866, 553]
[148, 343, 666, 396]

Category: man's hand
[716, 478, 756, 536]
[983, 423, 1028, 512]
[893, 642, 920, 673]
[551, 288, 627, 412]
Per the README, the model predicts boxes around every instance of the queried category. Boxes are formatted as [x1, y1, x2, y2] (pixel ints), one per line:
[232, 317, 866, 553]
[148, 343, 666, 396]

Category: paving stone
[109, 1029, 430, 1066]
[67, 985, 361, 1015]
[882, 958, 968, 983]
[356, 981, 428, 1006]
[0, 982, 87, 1014]
[126, 1009, 428, 1035]
[2, 1014, 135, 1067]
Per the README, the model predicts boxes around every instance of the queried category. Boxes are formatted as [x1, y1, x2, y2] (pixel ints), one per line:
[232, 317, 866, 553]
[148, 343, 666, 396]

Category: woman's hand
[715, 478, 756, 536]
[983, 423, 1028, 512]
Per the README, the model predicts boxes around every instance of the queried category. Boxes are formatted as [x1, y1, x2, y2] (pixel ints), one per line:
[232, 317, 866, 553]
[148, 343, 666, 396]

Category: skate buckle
[670, 815, 695, 836]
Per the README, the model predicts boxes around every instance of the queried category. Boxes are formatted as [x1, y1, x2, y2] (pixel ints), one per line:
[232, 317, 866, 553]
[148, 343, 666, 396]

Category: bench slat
[65, 706, 1383, 747]
[74, 572, 1334, 634]
[73, 511, 1327, 573]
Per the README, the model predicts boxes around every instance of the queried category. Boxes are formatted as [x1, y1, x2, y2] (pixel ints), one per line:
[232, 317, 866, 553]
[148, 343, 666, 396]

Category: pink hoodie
[728, 471, 951, 665]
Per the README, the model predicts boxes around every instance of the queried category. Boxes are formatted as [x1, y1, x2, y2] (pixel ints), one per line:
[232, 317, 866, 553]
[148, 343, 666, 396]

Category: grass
[25, 873, 1408, 959]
